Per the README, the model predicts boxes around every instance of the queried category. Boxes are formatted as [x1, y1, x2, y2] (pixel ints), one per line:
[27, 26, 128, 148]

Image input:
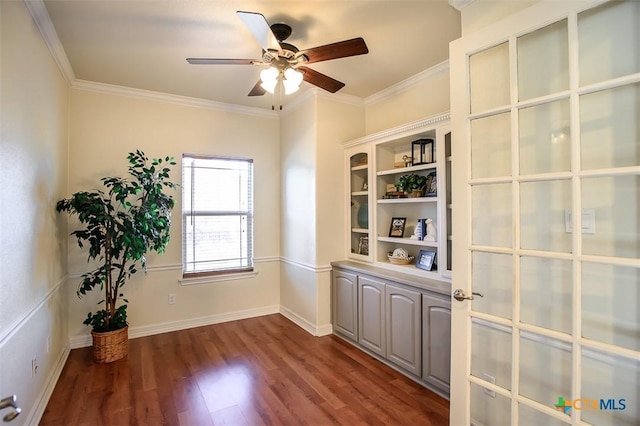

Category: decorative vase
[91, 326, 128, 363]
[357, 203, 368, 228]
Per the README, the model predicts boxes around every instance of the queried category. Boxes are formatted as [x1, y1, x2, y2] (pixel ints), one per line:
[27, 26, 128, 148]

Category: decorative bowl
[387, 249, 414, 265]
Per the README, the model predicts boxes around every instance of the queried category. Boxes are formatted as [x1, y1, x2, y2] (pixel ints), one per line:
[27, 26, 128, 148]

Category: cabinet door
[386, 284, 422, 376]
[358, 276, 386, 356]
[332, 269, 358, 341]
[422, 292, 451, 395]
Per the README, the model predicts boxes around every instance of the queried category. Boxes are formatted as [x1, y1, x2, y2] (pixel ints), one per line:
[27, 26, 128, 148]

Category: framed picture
[358, 236, 369, 255]
[426, 172, 437, 197]
[388, 217, 406, 238]
[416, 249, 436, 271]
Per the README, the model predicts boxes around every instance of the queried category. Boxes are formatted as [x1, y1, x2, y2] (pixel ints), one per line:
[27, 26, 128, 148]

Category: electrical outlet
[31, 356, 38, 377]
[168, 293, 176, 305]
[482, 373, 496, 398]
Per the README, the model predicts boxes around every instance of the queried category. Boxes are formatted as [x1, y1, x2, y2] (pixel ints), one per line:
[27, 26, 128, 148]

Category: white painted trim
[0, 278, 65, 346]
[26, 344, 71, 426]
[343, 111, 451, 148]
[280, 257, 332, 273]
[316, 323, 333, 337]
[68, 256, 281, 278]
[69, 305, 281, 348]
[71, 80, 278, 119]
[279, 305, 318, 336]
[24, 0, 75, 85]
[179, 270, 259, 286]
[448, 0, 476, 11]
[365, 61, 450, 106]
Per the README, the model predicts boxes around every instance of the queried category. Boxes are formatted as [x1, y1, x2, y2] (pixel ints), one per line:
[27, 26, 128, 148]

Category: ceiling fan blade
[298, 66, 345, 93]
[236, 11, 282, 55]
[248, 80, 266, 97]
[301, 37, 369, 64]
[186, 58, 256, 65]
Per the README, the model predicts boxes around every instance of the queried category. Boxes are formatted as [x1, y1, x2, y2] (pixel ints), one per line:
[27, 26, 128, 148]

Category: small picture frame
[388, 217, 407, 238]
[416, 249, 436, 271]
[358, 236, 369, 255]
[426, 172, 437, 197]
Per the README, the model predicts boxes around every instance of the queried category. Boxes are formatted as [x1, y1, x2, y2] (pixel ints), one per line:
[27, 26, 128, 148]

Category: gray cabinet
[331, 269, 358, 341]
[386, 284, 422, 376]
[358, 276, 386, 356]
[331, 262, 451, 398]
[422, 292, 451, 395]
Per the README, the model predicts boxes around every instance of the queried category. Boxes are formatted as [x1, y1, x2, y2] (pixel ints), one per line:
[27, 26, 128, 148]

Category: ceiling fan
[186, 11, 369, 98]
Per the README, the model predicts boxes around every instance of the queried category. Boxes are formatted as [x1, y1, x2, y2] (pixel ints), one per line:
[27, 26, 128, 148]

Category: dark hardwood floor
[41, 314, 449, 425]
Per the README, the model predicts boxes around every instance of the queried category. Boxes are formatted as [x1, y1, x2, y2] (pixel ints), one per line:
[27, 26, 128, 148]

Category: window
[182, 154, 253, 276]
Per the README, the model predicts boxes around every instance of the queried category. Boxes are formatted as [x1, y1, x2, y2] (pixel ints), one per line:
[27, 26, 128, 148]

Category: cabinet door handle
[0, 395, 21, 422]
[453, 289, 484, 301]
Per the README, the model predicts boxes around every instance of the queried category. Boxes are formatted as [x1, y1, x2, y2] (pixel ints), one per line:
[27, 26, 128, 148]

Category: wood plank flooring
[41, 314, 449, 425]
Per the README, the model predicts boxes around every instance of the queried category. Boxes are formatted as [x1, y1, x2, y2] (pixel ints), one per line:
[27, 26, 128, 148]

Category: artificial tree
[56, 150, 177, 333]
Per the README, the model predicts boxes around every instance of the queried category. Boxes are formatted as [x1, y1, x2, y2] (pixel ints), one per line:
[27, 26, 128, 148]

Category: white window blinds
[182, 155, 253, 275]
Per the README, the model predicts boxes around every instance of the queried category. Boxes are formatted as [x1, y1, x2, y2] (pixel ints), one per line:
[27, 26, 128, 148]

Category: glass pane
[581, 349, 639, 426]
[519, 404, 569, 426]
[582, 175, 640, 259]
[519, 332, 572, 407]
[520, 257, 572, 334]
[472, 252, 512, 320]
[470, 42, 510, 114]
[579, 0, 640, 86]
[472, 183, 512, 248]
[471, 319, 512, 391]
[582, 262, 640, 351]
[517, 19, 569, 101]
[580, 83, 640, 170]
[519, 99, 571, 175]
[520, 180, 572, 253]
[471, 382, 511, 426]
[471, 113, 511, 179]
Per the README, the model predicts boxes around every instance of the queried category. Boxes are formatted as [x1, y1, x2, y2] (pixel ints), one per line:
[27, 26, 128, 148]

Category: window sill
[179, 270, 258, 286]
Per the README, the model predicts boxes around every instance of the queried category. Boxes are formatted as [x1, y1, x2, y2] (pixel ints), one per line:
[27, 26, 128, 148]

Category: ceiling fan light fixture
[260, 67, 279, 94]
[283, 67, 303, 94]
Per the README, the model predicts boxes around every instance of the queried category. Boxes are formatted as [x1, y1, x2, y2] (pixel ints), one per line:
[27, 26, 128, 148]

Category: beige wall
[66, 89, 282, 342]
[0, 1, 69, 422]
[365, 64, 451, 134]
[459, 0, 536, 34]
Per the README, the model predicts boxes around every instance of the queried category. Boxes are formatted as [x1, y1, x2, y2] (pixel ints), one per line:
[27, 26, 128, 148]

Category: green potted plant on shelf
[396, 173, 428, 197]
[56, 150, 177, 363]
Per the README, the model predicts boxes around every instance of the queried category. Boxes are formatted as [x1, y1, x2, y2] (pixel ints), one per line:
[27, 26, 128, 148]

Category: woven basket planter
[91, 326, 128, 363]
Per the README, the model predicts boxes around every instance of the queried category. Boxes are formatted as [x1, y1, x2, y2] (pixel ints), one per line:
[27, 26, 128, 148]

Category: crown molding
[364, 60, 450, 106]
[24, 0, 76, 85]
[71, 80, 278, 119]
[343, 111, 450, 148]
[449, 0, 476, 11]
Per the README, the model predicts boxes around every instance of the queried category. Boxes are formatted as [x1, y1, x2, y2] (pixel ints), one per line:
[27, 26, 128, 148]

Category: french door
[450, 1, 639, 425]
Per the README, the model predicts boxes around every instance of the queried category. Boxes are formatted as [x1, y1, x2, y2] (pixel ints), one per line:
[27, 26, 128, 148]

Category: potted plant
[56, 150, 177, 363]
[396, 173, 428, 197]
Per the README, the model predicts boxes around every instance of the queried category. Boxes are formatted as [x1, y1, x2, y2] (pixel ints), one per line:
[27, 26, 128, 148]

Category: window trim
[181, 153, 254, 277]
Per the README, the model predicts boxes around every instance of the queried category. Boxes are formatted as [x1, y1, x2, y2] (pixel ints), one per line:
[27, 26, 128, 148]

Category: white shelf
[351, 191, 368, 196]
[377, 237, 438, 247]
[352, 228, 369, 234]
[377, 197, 437, 204]
[377, 163, 437, 176]
[351, 164, 368, 171]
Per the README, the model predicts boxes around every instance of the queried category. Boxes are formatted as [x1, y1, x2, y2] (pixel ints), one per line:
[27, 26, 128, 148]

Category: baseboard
[26, 343, 71, 425]
[279, 306, 332, 337]
[69, 305, 280, 348]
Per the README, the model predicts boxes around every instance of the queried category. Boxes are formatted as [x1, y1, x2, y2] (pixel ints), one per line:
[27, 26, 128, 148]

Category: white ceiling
[43, 1, 461, 111]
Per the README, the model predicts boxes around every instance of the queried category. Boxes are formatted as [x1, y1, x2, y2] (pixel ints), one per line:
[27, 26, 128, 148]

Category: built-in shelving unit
[343, 112, 452, 280]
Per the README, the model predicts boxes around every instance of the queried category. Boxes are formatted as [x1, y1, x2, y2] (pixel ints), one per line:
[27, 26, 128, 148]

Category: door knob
[0, 395, 21, 422]
[453, 288, 484, 301]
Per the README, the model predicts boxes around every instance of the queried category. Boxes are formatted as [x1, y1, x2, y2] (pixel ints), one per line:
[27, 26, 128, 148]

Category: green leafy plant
[56, 150, 177, 332]
[396, 173, 428, 193]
